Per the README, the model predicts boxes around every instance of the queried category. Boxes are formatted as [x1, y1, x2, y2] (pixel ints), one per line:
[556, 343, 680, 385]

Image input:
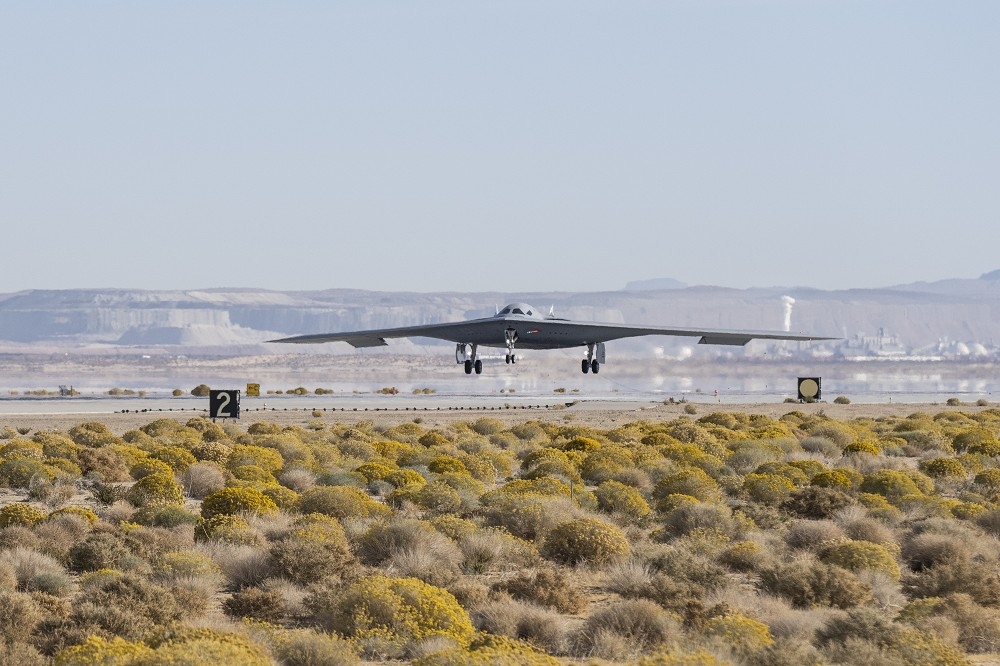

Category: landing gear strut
[504, 328, 517, 365]
[458, 344, 482, 374]
[582, 343, 600, 374]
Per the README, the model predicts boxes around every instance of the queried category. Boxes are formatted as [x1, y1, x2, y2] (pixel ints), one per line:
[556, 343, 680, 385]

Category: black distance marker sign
[209, 389, 241, 419]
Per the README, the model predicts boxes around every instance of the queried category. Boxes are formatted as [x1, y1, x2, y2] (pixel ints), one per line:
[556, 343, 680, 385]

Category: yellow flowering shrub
[702, 612, 774, 653]
[541, 518, 630, 565]
[316, 575, 475, 656]
[200, 486, 278, 519]
[819, 539, 901, 580]
[54, 635, 153, 665]
[0, 502, 47, 527]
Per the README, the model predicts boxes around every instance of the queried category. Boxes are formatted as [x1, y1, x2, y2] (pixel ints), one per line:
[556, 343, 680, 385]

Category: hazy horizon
[3, 2, 998, 294]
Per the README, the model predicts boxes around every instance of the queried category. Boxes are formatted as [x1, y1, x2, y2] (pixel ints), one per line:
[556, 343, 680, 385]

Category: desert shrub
[541, 518, 629, 566]
[919, 457, 967, 479]
[0, 589, 42, 644]
[843, 440, 881, 456]
[819, 539, 901, 580]
[194, 514, 258, 545]
[390, 481, 463, 515]
[223, 586, 287, 623]
[126, 472, 184, 508]
[269, 513, 354, 585]
[353, 462, 396, 483]
[760, 559, 872, 608]
[782, 486, 854, 519]
[743, 473, 796, 505]
[480, 494, 577, 542]
[298, 486, 389, 520]
[580, 446, 634, 484]
[0, 459, 52, 489]
[809, 469, 855, 490]
[653, 467, 721, 503]
[571, 599, 683, 659]
[68, 422, 120, 448]
[260, 484, 299, 511]
[309, 575, 475, 658]
[784, 519, 846, 551]
[180, 462, 227, 499]
[130, 505, 199, 528]
[258, 628, 358, 666]
[662, 501, 736, 539]
[0, 503, 47, 528]
[492, 567, 587, 613]
[67, 532, 135, 572]
[594, 480, 652, 521]
[53, 635, 153, 665]
[952, 428, 1000, 455]
[356, 519, 462, 585]
[471, 598, 567, 654]
[385, 469, 427, 489]
[71, 571, 184, 640]
[860, 470, 924, 503]
[702, 612, 774, 654]
[227, 444, 283, 473]
[48, 506, 98, 526]
[129, 458, 174, 481]
[471, 417, 504, 436]
[77, 448, 130, 482]
[800, 436, 844, 457]
[137, 629, 270, 666]
[717, 540, 767, 572]
[816, 607, 967, 666]
[200, 486, 278, 519]
[459, 528, 539, 575]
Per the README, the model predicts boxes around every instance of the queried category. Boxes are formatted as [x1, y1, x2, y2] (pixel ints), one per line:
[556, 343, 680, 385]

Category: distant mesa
[980, 269, 1000, 281]
[624, 277, 688, 291]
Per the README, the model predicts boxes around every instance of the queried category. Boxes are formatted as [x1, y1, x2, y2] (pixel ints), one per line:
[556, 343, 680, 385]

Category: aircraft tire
[592, 360, 600, 374]
[581, 359, 590, 374]
[464, 360, 473, 374]
[474, 359, 483, 374]
[505, 355, 511, 364]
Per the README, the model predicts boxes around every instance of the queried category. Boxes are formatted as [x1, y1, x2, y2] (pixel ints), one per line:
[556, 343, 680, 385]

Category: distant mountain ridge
[0, 274, 998, 358]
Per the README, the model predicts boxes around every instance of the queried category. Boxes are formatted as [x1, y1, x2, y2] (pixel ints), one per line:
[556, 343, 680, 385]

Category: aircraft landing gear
[582, 343, 600, 374]
[460, 344, 482, 374]
[504, 328, 518, 367]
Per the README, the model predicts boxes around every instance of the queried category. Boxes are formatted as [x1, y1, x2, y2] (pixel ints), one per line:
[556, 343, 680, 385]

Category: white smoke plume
[781, 295, 795, 332]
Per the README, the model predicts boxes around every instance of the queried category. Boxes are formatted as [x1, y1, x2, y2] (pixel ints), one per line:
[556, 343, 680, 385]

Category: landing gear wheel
[505, 354, 511, 364]
[474, 359, 483, 374]
[591, 360, 600, 374]
[464, 360, 473, 374]
[510, 354, 516, 364]
[582, 359, 590, 374]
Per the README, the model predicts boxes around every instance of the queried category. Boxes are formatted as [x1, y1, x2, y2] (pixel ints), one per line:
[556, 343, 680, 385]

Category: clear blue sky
[2, 1, 997, 293]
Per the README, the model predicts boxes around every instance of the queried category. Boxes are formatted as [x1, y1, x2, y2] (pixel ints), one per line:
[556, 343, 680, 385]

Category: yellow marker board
[246, 383, 260, 397]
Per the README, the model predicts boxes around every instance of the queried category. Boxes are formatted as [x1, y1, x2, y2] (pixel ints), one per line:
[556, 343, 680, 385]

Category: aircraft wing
[525, 320, 832, 346]
[268, 318, 496, 348]
[269, 316, 833, 348]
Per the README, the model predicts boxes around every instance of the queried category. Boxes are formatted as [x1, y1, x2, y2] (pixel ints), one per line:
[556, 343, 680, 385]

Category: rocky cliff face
[0, 279, 998, 356]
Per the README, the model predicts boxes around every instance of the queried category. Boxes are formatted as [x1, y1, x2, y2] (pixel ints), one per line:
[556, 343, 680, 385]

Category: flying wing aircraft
[269, 302, 834, 374]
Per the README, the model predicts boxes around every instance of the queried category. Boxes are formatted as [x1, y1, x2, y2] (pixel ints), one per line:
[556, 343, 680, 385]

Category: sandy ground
[0, 399, 989, 435]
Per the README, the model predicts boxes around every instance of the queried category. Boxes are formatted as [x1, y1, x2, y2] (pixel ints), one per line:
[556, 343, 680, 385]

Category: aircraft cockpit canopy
[497, 303, 539, 318]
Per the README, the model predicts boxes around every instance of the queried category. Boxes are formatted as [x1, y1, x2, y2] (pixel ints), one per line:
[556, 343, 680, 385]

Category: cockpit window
[512, 308, 524, 315]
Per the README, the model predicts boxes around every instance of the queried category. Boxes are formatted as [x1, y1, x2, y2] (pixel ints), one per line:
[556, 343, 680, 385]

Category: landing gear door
[596, 342, 606, 364]
[455, 343, 469, 364]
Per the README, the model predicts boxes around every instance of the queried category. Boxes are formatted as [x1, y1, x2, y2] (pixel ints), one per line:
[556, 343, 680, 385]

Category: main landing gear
[581, 343, 600, 374]
[456, 343, 482, 374]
